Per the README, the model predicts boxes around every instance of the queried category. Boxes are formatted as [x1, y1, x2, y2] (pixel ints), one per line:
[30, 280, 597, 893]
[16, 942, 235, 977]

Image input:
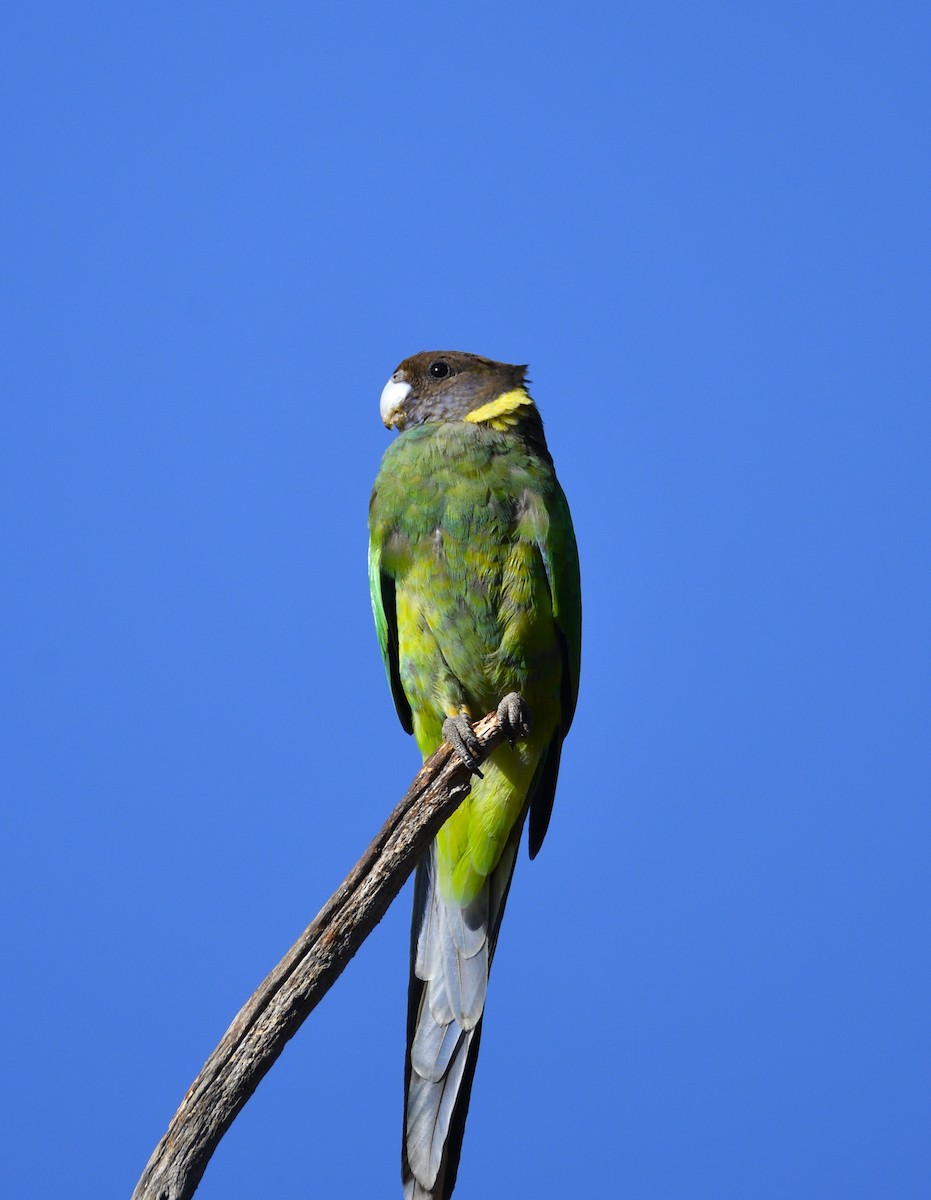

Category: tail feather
[414, 865, 440, 980]
[406, 1027, 472, 1185]
[439, 923, 487, 1031]
[447, 888, 488, 957]
[402, 824, 523, 1199]
[410, 1007, 463, 1083]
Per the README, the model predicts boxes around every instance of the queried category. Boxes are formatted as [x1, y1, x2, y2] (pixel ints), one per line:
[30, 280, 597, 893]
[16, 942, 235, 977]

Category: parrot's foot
[442, 714, 484, 777]
[497, 692, 532, 746]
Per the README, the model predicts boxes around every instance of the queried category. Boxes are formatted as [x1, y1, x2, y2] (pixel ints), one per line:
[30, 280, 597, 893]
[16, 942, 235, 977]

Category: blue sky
[3, 3, 929, 1197]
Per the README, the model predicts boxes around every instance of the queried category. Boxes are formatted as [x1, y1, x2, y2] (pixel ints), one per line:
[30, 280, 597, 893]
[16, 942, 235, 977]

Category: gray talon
[497, 692, 532, 745]
[442, 714, 484, 777]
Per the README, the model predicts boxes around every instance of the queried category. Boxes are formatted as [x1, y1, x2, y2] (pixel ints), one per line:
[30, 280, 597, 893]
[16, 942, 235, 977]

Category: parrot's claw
[442, 714, 484, 778]
[497, 692, 532, 746]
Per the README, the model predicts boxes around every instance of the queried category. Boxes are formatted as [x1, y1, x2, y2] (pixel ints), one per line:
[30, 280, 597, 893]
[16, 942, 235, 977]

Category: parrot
[368, 351, 581, 1199]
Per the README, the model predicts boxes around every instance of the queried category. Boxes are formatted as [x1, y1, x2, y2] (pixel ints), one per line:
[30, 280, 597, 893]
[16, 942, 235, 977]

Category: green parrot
[368, 351, 581, 1199]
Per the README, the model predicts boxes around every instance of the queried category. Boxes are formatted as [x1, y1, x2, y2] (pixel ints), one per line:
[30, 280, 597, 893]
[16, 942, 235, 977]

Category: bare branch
[132, 710, 508, 1200]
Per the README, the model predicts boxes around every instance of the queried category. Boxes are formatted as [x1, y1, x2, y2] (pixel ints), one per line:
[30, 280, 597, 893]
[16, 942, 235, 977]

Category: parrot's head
[379, 351, 531, 431]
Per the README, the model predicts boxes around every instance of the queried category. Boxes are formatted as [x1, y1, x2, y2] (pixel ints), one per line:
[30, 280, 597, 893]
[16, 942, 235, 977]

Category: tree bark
[132, 710, 508, 1200]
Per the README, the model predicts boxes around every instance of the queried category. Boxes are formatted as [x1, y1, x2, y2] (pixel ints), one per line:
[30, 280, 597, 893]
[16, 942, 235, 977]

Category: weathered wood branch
[132, 710, 508, 1200]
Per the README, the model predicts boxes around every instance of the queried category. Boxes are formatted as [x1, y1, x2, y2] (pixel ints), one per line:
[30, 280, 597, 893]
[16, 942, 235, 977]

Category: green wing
[367, 534, 413, 734]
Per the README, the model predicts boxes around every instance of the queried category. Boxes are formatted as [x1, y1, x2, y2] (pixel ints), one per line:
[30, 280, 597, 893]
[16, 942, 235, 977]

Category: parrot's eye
[429, 360, 451, 379]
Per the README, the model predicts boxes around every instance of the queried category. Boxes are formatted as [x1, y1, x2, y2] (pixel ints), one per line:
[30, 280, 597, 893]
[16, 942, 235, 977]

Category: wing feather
[527, 478, 581, 856]
[368, 533, 413, 733]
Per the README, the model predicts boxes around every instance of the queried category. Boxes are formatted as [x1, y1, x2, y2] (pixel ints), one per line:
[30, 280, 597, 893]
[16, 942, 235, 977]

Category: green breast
[372, 421, 564, 750]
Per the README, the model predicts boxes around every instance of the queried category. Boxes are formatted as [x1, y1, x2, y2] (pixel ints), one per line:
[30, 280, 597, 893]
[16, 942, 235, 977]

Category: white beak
[380, 377, 412, 428]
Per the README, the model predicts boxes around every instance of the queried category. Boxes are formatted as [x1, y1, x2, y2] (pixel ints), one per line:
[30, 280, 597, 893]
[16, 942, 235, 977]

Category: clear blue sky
[3, 4, 929, 1197]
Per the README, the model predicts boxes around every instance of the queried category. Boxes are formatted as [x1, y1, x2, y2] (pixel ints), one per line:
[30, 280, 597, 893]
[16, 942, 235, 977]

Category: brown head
[379, 351, 530, 430]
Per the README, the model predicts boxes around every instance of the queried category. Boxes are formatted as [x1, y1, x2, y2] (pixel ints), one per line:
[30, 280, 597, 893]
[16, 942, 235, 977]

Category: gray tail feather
[402, 821, 524, 1199]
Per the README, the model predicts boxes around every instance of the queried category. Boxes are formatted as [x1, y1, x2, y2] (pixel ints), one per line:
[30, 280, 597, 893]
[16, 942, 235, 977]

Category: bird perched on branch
[368, 351, 581, 1199]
